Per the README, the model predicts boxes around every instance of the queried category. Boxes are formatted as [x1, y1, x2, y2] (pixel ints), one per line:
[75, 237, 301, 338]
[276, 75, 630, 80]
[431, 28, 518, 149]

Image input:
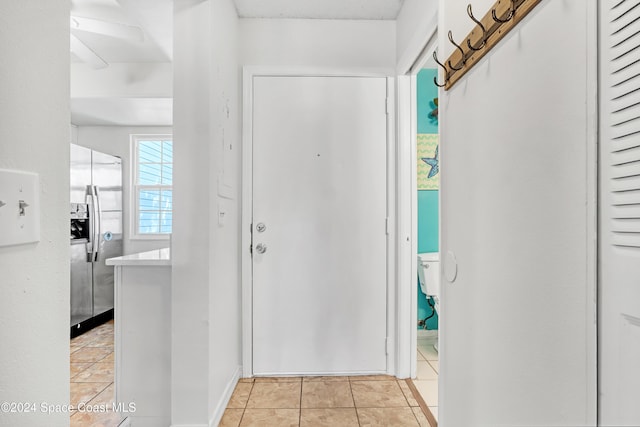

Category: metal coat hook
[433, 51, 447, 88]
[438, 0, 543, 90]
[492, 0, 516, 23]
[466, 4, 487, 51]
[447, 31, 465, 71]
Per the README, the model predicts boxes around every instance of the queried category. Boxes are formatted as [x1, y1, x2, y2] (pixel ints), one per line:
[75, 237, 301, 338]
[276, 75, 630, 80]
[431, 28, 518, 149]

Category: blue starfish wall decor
[421, 145, 439, 178]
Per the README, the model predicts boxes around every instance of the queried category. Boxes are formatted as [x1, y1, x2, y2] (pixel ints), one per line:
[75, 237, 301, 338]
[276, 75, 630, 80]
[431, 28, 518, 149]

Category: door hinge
[385, 217, 390, 235]
[385, 98, 390, 115]
[249, 223, 253, 254]
[385, 337, 391, 355]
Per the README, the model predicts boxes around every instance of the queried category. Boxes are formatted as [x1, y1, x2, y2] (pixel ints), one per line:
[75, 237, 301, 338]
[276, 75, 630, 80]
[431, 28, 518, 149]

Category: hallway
[0, 1, 606, 425]
[70, 321, 437, 426]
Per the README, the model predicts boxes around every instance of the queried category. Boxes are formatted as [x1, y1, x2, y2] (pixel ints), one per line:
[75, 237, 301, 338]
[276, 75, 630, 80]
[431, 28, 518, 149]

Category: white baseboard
[209, 366, 242, 427]
[417, 329, 438, 339]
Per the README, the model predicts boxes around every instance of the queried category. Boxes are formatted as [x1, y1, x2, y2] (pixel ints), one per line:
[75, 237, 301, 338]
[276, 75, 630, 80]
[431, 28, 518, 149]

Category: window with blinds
[609, 0, 640, 248]
[132, 135, 173, 237]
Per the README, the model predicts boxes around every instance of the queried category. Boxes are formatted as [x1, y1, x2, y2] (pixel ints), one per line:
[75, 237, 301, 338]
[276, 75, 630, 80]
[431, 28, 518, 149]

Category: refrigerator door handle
[86, 186, 95, 262]
[94, 185, 102, 262]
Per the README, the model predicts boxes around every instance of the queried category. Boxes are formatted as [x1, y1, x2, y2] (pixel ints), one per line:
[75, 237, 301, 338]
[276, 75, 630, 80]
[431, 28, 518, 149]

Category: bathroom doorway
[396, 28, 440, 425]
[408, 35, 441, 423]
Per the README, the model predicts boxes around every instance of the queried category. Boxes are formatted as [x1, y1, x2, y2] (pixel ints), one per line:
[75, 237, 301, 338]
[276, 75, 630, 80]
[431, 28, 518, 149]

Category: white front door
[599, 0, 640, 424]
[439, 0, 597, 425]
[251, 75, 388, 376]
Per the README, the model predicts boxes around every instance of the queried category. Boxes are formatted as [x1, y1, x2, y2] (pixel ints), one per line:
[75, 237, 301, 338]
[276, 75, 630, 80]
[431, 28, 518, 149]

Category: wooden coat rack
[435, 0, 543, 90]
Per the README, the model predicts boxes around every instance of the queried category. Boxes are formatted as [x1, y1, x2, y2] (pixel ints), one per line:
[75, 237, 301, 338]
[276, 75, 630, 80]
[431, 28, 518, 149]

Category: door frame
[395, 26, 439, 380]
[241, 67, 396, 377]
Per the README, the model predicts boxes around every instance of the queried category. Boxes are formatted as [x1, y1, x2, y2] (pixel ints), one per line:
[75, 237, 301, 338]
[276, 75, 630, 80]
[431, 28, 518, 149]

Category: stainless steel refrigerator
[70, 144, 123, 333]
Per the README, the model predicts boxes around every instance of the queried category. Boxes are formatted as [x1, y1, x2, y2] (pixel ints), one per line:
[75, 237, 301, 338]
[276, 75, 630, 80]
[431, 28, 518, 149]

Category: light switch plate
[0, 169, 40, 247]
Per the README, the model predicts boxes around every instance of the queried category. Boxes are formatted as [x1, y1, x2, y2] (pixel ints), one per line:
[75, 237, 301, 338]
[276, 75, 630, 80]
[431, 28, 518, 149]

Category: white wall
[172, 0, 212, 423]
[208, 0, 243, 424]
[240, 18, 396, 72]
[70, 63, 172, 99]
[74, 125, 173, 255]
[173, 0, 242, 425]
[0, 3, 70, 427]
[395, 0, 438, 73]
[438, 0, 596, 425]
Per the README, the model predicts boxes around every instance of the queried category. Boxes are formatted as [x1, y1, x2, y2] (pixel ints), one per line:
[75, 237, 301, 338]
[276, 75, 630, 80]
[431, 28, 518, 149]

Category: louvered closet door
[599, 1, 640, 425]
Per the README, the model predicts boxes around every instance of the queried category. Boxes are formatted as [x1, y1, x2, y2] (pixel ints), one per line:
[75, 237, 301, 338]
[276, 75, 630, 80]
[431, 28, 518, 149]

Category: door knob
[444, 250, 458, 283]
[255, 243, 267, 254]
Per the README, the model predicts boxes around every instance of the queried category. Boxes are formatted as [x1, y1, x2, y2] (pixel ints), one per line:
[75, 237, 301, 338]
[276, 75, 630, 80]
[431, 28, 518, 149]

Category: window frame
[130, 134, 173, 240]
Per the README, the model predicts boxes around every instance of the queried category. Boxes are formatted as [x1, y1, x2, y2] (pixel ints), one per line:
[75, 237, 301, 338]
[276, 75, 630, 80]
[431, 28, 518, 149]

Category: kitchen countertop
[106, 247, 171, 267]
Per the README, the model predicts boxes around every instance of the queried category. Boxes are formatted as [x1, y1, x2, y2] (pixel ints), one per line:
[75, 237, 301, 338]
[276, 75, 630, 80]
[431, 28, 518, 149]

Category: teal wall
[417, 69, 439, 330]
[417, 69, 439, 135]
[418, 192, 439, 254]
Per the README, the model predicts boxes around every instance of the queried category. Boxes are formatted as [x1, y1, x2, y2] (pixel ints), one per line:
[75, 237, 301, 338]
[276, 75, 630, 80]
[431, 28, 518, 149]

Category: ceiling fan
[70, 15, 145, 69]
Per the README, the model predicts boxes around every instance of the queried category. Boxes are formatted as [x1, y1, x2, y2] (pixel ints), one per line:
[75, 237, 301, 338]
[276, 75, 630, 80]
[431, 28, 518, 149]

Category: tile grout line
[236, 380, 253, 427]
[70, 381, 112, 413]
[86, 381, 114, 402]
[348, 377, 363, 427]
[298, 380, 303, 426]
[70, 360, 98, 381]
[70, 353, 113, 378]
[396, 377, 424, 426]
[397, 379, 412, 407]
[405, 379, 437, 427]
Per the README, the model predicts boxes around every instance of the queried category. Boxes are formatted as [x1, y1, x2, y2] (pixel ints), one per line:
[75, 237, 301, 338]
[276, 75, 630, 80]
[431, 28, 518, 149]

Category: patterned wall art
[417, 134, 439, 190]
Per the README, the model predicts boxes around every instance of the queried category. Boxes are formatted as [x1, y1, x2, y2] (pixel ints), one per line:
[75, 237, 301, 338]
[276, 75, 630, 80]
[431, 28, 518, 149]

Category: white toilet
[417, 252, 441, 315]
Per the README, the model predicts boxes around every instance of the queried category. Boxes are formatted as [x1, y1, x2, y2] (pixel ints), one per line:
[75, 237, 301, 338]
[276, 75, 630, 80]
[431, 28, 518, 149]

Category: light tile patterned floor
[70, 320, 123, 427]
[416, 334, 439, 423]
[221, 376, 432, 427]
[70, 322, 439, 427]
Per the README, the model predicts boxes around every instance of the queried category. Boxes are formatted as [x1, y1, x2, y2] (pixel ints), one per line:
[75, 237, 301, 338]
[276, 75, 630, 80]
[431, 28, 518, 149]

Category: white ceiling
[70, 0, 171, 64]
[71, 0, 406, 127]
[70, 0, 173, 126]
[234, 0, 405, 20]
